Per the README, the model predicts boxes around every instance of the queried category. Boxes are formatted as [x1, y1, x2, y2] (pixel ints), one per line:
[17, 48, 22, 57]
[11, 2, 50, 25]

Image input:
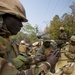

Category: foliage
[45, 15, 61, 40]
[21, 23, 39, 42]
[45, 2, 75, 40]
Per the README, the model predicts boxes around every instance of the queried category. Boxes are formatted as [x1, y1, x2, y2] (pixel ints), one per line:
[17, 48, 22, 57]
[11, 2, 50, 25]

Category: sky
[19, 0, 75, 31]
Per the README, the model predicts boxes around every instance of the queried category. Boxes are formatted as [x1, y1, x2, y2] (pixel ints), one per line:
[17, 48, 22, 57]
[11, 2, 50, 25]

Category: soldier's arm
[0, 50, 59, 75]
[12, 52, 45, 69]
[0, 57, 51, 75]
[25, 47, 46, 64]
[29, 47, 46, 64]
[36, 47, 45, 55]
[12, 52, 29, 69]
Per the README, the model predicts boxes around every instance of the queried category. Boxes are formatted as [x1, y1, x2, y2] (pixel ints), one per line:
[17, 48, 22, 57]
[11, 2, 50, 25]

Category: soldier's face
[60, 30, 64, 32]
[3, 14, 23, 35]
[43, 41, 50, 48]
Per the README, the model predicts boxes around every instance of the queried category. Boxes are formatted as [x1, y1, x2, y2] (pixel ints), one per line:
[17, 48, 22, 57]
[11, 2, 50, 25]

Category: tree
[45, 15, 61, 40]
[45, 2, 75, 40]
[21, 23, 39, 42]
[70, 2, 75, 15]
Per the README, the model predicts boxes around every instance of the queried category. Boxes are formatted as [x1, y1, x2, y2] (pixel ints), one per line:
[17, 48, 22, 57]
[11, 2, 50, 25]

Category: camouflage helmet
[20, 40, 25, 44]
[59, 26, 64, 30]
[32, 42, 39, 46]
[0, 0, 28, 22]
[43, 36, 50, 42]
[20, 40, 30, 46]
[70, 35, 75, 42]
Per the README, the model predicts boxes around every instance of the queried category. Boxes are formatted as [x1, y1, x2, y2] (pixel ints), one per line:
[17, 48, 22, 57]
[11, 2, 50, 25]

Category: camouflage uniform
[0, 0, 59, 75]
[31, 42, 40, 55]
[0, 57, 52, 75]
[13, 40, 30, 70]
[0, 0, 30, 70]
[56, 27, 68, 49]
[0, 35, 19, 60]
[54, 35, 75, 75]
[58, 27, 67, 41]
[36, 36, 54, 59]
[58, 27, 67, 45]
[36, 46, 54, 57]
[0, 36, 52, 75]
[35, 36, 56, 74]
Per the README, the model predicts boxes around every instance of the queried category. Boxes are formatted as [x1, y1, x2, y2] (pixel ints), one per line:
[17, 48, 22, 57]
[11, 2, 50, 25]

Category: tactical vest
[0, 36, 19, 61]
[55, 44, 75, 75]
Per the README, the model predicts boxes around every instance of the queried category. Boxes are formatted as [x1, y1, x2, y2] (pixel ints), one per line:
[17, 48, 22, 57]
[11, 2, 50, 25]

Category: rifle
[37, 33, 46, 39]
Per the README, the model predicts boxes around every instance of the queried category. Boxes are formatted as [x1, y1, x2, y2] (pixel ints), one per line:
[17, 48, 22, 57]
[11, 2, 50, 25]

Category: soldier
[31, 42, 40, 55]
[14, 40, 31, 70]
[56, 26, 68, 49]
[35, 36, 57, 73]
[54, 35, 75, 75]
[19, 40, 27, 53]
[58, 26, 67, 41]
[36, 36, 55, 59]
[0, 0, 60, 75]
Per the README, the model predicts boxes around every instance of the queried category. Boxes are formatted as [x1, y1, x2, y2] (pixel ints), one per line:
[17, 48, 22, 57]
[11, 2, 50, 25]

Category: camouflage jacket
[0, 57, 51, 75]
[36, 46, 54, 57]
[54, 43, 75, 75]
[0, 36, 32, 70]
[58, 32, 67, 40]
[0, 36, 19, 59]
[0, 36, 50, 71]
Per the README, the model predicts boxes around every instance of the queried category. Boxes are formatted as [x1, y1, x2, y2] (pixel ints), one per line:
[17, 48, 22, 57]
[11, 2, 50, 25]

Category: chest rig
[65, 45, 75, 60]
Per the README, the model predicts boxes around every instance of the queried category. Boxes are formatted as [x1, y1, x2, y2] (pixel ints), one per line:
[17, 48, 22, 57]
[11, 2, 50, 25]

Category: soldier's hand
[45, 50, 54, 59]
[46, 50, 60, 67]
[34, 55, 45, 63]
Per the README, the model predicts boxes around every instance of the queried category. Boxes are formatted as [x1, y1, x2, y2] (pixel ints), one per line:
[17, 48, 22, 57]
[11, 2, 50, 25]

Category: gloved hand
[34, 55, 45, 63]
[44, 50, 60, 73]
[47, 50, 60, 67]
[27, 55, 45, 65]
[45, 50, 54, 59]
